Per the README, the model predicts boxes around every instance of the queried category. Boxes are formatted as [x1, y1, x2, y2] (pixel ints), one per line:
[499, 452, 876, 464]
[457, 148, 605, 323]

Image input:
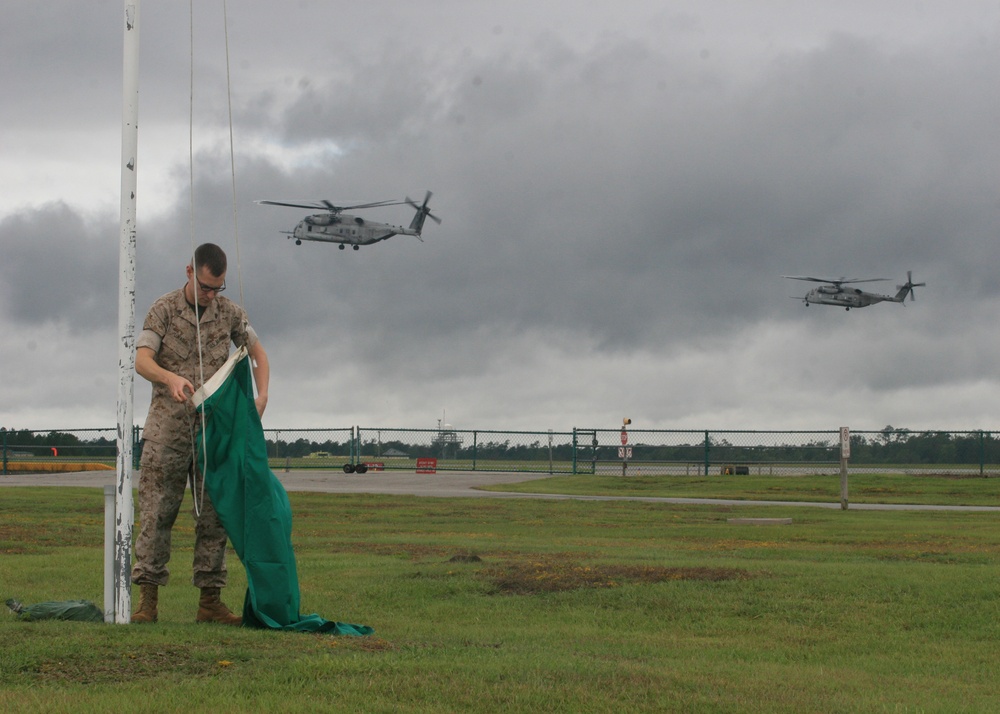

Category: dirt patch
[483, 557, 752, 595]
[28, 645, 216, 684]
[331, 542, 451, 560]
[909, 472, 989, 480]
[339, 636, 396, 653]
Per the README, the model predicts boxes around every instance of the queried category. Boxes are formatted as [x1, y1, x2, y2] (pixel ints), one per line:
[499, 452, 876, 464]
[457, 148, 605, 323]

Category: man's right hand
[164, 373, 196, 403]
[137, 346, 195, 403]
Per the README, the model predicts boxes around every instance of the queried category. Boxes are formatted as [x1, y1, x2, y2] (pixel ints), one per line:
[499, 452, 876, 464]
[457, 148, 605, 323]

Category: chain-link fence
[350, 427, 580, 474]
[0, 427, 120, 473]
[579, 429, 842, 476]
[262, 428, 355, 471]
[583, 429, 1000, 477]
[3, 426, 1000, 476]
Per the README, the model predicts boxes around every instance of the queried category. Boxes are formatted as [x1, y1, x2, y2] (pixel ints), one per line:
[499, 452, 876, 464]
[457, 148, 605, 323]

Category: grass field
[483, 471, 1000, 507]
[2, 484, 1000, 712]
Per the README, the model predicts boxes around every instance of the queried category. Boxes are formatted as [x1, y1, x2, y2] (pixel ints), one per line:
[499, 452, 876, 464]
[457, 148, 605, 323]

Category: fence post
[103, 484, 116, 622]
[472, 431, 478, 471]
[1, 427, 6, 475]
[132, 425, 142, 470]
[703, 431, 710, 477]
[572, 428, 578, 475]
[840, 426, 850, 510]
[980, 430, 985, 477]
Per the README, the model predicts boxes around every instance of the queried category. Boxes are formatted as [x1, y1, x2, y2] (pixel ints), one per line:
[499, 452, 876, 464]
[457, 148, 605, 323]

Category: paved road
[3, 469, 1000, 512]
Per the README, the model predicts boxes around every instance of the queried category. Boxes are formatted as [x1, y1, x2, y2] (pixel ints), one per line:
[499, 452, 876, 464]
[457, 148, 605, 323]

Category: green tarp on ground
[194, 348, 372, 636]
[6, 598, 103, 622]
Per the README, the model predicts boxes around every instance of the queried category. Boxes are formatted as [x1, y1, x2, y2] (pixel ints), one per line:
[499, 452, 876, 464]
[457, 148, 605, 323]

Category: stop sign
[620, 429, 628, 445]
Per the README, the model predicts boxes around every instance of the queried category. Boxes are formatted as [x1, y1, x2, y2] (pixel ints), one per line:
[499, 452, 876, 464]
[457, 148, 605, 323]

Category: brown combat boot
[196, 587, 242, 626]
[132, 583, 159, 624]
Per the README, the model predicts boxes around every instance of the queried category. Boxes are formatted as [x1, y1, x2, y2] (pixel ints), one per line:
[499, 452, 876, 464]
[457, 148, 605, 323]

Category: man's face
[186, 264, 227, 307]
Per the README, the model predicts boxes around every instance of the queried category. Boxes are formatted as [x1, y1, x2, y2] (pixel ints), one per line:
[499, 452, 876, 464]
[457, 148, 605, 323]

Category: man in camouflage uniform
[131, 243, 270, 625]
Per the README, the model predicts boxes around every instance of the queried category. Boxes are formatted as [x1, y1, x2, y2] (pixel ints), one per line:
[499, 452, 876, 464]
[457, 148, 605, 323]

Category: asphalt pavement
[3, 468, 1000, 511]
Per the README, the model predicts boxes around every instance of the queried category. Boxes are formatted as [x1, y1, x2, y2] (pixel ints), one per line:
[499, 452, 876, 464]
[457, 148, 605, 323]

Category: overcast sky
[1, 1, 999, 433]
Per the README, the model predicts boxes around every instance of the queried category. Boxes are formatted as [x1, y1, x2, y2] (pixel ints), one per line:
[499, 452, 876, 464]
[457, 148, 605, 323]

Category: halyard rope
[188, 0, 243, 516]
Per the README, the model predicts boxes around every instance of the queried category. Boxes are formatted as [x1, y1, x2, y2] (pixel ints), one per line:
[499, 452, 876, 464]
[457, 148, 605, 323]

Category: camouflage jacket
[137, 288, 258, 448]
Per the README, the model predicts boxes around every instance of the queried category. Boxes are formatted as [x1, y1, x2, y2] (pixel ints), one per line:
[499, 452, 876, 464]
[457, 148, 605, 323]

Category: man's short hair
[193, 243, 227, 277]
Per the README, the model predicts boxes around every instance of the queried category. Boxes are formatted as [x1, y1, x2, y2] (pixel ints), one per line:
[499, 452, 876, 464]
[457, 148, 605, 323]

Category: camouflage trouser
[131, 439, 229, 588]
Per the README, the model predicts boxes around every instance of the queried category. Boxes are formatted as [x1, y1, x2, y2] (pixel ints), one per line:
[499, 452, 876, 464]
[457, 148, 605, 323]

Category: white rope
[186, 0, 245, 516]
[189, 0, 208, 517]
[222, 0, 246, 311]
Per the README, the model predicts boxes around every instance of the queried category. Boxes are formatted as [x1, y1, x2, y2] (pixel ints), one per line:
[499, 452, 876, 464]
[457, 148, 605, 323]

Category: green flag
[195, 349, 372, 635]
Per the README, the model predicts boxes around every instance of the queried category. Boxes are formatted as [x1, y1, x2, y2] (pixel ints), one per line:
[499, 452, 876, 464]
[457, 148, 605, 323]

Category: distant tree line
[0, 429, 117, 458]
[265, 437, 351, 459]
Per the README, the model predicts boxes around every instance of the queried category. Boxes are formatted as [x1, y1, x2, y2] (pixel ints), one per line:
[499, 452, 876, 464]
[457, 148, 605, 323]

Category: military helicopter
[784, 271, 925, 310]
[257, 191, 440, 250]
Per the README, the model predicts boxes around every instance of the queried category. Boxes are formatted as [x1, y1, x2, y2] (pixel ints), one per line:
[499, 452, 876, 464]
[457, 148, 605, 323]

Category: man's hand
[255, 393, 268, 418]
[165, 373, 196, 403]
[137, 346, 194, 403]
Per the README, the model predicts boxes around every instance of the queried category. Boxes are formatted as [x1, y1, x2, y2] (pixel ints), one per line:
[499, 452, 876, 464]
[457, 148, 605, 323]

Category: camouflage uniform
[131, 287, 258, 588]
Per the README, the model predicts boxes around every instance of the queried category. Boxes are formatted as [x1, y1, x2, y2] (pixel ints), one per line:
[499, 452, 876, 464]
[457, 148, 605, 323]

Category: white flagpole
[113, 0, 140, 624]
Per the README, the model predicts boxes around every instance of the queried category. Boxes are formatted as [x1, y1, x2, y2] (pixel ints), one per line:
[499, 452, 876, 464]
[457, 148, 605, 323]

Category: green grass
[3, 486, 1000, 712]
[482, 471, 1000, 506]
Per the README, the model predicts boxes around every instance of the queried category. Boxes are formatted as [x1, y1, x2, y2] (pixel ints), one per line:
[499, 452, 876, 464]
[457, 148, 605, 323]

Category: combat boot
[132, 583, 158, 624]
[196, 587, 242, 626]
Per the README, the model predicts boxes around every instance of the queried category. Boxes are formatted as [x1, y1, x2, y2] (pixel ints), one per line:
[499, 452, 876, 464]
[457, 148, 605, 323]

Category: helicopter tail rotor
[896, 270, 926, 303]
[406, 191, 442, 236]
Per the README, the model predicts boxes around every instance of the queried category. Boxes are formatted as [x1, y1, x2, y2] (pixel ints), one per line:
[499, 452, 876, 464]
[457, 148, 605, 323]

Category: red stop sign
[620, 429, 628, 445]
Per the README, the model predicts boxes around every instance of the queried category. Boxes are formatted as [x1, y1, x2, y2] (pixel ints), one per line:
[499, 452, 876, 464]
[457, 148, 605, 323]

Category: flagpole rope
[186, 0, 245, 517]
[189, 0, 207, 518]
[222, 0, 245, 311]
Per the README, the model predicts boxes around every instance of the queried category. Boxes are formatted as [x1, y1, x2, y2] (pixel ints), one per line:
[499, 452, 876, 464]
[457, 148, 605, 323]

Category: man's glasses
[196, 277, 226, 294]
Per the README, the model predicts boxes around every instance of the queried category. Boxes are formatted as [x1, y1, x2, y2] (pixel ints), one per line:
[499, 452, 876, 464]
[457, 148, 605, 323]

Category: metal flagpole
[112, 0, 140, 624]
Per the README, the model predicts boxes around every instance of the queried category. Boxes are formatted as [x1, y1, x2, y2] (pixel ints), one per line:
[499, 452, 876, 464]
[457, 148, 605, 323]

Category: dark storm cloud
[0, 204, 118, 331]
[3, 1, 1000, 429]
[227, 27, 999, 360]
[0, 3, 120, 129]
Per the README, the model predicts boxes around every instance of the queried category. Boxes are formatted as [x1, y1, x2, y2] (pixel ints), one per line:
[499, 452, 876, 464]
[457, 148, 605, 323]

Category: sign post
[620, 419, 631, 477]
[839, 426, 850, 510]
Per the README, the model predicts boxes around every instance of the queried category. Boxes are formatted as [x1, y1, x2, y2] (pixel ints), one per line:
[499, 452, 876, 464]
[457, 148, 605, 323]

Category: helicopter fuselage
[803, 288, 896, 309]
[292, 213, 417, 249]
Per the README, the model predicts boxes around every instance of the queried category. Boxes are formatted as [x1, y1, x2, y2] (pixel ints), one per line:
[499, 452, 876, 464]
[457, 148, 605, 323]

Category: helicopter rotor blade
[782, 275, 889, 285]
[318, 199, 404, 212]
[898, 271, 926, 302]
[257, 199, 405, 213]
[256, 199, 328, 211]
[336, 199, 407, 211]
[406, 191, 442, 226]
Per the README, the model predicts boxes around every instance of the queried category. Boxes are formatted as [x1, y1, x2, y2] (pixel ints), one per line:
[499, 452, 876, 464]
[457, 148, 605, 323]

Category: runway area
[3, 468, 1000, 512]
